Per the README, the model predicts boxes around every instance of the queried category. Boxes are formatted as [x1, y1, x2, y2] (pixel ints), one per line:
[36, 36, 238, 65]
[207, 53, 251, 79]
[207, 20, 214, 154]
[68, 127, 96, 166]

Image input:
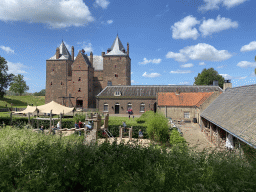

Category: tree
[194, 68, 225, 88]
[9, 74, 29, 96]
[34, 89, 45, 96]
[0, 56, 14, 98]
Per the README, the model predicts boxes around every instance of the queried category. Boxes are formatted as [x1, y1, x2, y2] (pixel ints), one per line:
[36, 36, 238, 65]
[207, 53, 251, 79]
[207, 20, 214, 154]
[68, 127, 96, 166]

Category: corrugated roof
[201, 84, 256, 148]
[48, 41, 71, 60]
[97, 85, 222, 97]
[105, 35, 127, 56]
[158, 92, 214, 107]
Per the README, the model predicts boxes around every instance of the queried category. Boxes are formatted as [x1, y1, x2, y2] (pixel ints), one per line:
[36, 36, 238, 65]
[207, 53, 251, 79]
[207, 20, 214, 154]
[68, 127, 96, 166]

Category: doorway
[76, 100, 83, 108]
[115, 103, 120, 114]
[153, 102, 157, 113]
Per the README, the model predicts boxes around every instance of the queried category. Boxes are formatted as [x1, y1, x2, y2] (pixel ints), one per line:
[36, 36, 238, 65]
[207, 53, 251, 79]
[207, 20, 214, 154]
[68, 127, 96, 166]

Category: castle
[45, 35, 131, 108]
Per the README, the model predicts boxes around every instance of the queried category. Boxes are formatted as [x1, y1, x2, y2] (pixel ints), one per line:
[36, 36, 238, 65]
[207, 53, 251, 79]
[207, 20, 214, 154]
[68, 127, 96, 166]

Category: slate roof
[48, 41, 72, 60]
[105, 35, 127, 56]
[201, 84, 256, 148]
[81, 52, 92, 67]
[97, 85, 222, 97]
[158, 92, 214, 107]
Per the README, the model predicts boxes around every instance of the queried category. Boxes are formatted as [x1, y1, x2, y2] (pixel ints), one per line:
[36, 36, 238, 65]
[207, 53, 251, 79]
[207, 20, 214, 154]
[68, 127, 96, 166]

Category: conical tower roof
[106, 35, 127, 56]
[49, 41, 72, 60]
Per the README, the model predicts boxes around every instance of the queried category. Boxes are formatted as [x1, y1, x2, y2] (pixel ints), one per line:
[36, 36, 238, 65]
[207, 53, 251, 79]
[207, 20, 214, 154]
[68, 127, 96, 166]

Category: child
[139, 129, 143, 138]
[123, 121, 126, 132]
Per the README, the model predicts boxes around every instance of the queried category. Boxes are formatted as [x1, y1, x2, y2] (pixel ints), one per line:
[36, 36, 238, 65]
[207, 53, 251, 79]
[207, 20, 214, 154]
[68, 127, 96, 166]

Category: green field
[0, 95, 45, 108]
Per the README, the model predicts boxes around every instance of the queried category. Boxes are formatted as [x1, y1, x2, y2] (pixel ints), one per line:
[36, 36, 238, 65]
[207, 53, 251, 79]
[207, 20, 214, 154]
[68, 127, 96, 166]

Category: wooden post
[210, 123, 213, 142]
[60, 113, 62, 129]
[10, 112, 12, 126]
[37, 118, 39, 129]
[165, 106, 167, 118]
[28, 113, 30, 125]
[50, 110, 52, 133]
[217, 127, 220, 148]
[119, 126, 123, 139]
[129, 126, 133, 141]
[104, 113, 109, 129]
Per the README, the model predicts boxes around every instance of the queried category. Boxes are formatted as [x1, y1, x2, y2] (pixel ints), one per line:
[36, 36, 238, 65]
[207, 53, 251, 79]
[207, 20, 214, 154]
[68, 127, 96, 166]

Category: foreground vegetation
[1, 125, 255, 191]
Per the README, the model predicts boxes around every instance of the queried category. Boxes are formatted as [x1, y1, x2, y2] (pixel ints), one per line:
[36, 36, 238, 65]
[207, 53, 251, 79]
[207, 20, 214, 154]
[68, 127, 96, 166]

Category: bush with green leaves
[146, 112, 169, 143]
[1, 126, 256, 191]
[136, 110, 155, 123]
[73, 113, 86, 124]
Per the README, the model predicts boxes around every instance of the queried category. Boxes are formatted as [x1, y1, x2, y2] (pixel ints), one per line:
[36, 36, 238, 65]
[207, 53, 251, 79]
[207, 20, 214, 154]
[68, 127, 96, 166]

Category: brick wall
[98, 98, 156, 115]
[103, 56, 131, 87]
[158, 106, 196, 121]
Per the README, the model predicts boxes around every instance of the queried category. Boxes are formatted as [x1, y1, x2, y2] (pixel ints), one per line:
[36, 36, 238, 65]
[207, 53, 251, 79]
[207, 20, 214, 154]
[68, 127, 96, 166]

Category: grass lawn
[0, 95, 45, 108]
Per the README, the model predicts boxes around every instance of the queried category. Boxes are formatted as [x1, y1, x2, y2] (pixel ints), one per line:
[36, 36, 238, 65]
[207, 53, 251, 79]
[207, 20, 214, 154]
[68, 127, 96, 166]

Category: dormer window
[114, 91, 122, 96]
[78, 77, 81, 81]
[78, 88, 81, 92]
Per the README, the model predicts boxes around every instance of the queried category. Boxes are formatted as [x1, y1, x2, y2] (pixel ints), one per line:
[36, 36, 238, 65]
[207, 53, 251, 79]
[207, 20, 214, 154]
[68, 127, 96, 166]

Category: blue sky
[1, 0, 256, 92]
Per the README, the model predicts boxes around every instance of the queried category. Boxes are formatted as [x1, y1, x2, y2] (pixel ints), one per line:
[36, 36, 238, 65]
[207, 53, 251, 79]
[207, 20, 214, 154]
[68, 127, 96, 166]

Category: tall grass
[1, 126, 255, 191]
[0, 95, 45, 108]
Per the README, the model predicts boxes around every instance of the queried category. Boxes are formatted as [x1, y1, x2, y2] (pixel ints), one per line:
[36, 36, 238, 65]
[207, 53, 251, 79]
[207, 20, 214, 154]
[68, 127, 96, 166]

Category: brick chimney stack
[71, 46, 74, 61]
[223, 79, 232, 91]
[90, 51, 93, 66]
[56, 47, 60, 59]
[101, 52, 105, 57]
[127, 43, 129, 56]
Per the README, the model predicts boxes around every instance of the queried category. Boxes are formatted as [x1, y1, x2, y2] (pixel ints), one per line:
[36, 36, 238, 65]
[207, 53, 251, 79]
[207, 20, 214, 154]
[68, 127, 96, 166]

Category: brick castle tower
[45, 35, 131, 108]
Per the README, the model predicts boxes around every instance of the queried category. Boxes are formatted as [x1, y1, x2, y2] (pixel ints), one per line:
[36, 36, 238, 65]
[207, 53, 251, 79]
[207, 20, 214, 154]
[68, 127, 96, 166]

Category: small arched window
[115, 74, 118, 77]
[61, 82, 63, 85]
[78, 77, 81, 81]
[140, 103, 145, 112]
[78, 88, 81, 92]
[50, 82, 52, 85]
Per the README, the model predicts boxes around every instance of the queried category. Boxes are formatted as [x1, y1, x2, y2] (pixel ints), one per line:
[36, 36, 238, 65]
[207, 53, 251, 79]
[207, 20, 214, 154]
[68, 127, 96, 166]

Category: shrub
[169, 129, 188, 152]
[73, 113, 86, 124]
[136, 110, 155, 124]
[146, 112, 169, 143]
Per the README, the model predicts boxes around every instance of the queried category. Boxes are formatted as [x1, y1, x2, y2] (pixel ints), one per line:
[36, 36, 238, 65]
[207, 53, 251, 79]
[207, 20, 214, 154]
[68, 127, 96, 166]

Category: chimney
[71, 46, 74, 61]
[56, 47, 60, 59]
[90, 51, 93, 66]
[81, 49, 85, 53]
[127, 43, 129, 56]
[213, 80, 218, 86]
[101, 52, 105, 57]
[223, 79, 232, 91]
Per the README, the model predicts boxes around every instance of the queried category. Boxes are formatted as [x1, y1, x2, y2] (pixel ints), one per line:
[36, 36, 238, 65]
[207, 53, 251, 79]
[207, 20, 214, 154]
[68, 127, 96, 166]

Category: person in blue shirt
[86, 120, 93, 130]
[139, 129, 143, 138]
[123, 121, 126, 132]
[75, 122, 81, 136]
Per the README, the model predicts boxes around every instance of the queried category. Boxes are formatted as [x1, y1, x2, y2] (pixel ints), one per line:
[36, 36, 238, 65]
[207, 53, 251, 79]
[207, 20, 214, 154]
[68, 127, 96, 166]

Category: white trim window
[184, 112, 190, 119]
[140, 103, 145, 112]
[127, 102, 132, 111]
[103, 104, 109, 112]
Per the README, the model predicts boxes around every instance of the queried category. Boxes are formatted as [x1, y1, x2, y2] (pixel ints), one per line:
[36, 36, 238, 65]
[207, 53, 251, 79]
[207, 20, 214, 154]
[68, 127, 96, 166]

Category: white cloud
[107, 20, 113, 24]
[170, 70, 193, 74]
[199, 15, 238, 37]
[0, 46, 14, 54]
[131, 80, 135, 83]
[220, 74, 247, 80]
[237, 61, 256, 68]
[181, 63, 193, 68]
[142, 72, 161, 78]
[139, 58, 162, 65]
[94, 0, 110, 9]
[220, 74, 233, 79]
[240, 41, 256, 52]
[199, 0, 247, 11]
[131, 72, 133, 75]
[166, 43, 232, 62]
[199, 62, 206, 65]
[179, 81, 190, 85]
[83, 43, 93, 53]
[0, 0, 94, 28]
[171, 15, 200, 40]
[217, 65, 226, 69]
[7, 61, 27, 74]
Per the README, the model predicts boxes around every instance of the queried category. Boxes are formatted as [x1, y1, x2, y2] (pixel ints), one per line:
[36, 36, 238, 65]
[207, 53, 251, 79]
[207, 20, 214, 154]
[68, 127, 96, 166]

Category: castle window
[184, 112, 190, 119]
[120, 57, 121, 60]
[127, 102, 132, 111]
[114, 91, 122, 96]
[78, 88, 81, 92]
[50, 82, 52, 85]
[104, 103, 108, 112]
[78, 77, 81, 81]
[52, 69, 54, 71]
[61, 82, 63, 85]
[115, 74, 118, 77]
[115, 65, 116, 68]
[107, 81, 112, 86]
[140, 103, 145, 112]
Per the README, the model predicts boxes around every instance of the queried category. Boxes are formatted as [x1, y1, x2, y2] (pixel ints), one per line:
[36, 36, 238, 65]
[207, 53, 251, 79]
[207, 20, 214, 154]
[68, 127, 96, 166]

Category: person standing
[40, 125, 44, 133]
[78, 121, 83, 128]
[139, 129, 143, 139]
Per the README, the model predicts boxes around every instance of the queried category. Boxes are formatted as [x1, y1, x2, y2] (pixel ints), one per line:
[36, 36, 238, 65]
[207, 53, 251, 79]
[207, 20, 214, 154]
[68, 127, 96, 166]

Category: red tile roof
[157, 92, 214, 107]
